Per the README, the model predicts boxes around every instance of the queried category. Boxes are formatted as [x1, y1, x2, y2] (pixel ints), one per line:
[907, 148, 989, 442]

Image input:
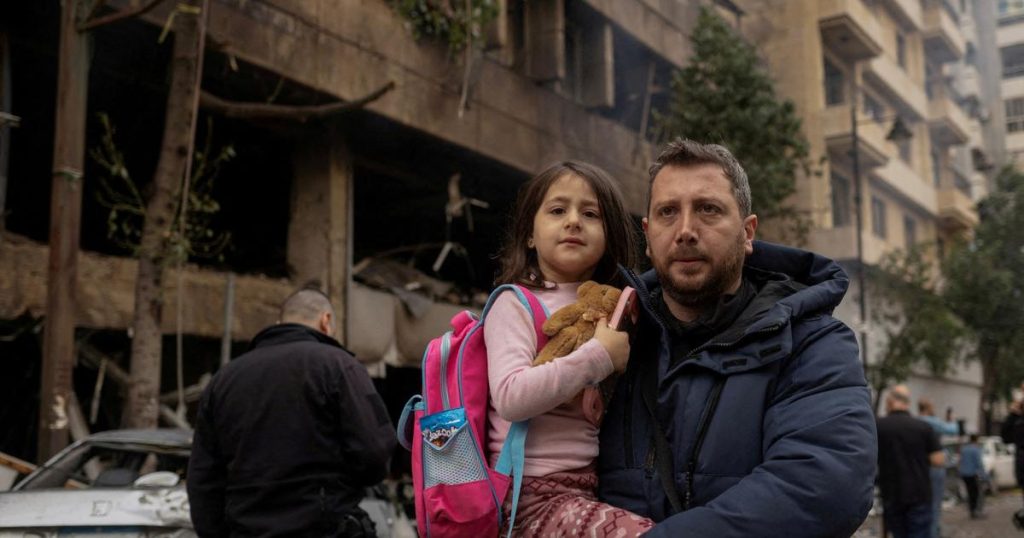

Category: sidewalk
[855, 491, 1023, 537]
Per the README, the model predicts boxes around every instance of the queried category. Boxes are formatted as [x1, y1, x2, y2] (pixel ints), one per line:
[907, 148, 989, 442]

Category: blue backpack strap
[486, 284, 548, 536]
[494, 420, 529, 537]
[396, 394, 423, 451]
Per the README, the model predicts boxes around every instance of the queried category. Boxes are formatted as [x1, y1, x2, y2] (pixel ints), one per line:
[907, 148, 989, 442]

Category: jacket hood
[625, 241, 850, 372]
[630, 241, 848, 321]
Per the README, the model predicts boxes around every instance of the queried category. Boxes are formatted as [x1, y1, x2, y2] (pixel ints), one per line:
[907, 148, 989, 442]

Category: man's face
[643, 163, 757, 319]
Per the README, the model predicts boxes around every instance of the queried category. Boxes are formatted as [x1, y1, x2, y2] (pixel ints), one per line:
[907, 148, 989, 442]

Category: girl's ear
[527, 237, 535, 248]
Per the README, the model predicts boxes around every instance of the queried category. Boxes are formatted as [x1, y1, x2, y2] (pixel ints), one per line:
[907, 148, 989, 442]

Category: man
[877, 385, 944, 538]
[597, 139, 877, 536]
[1001, 385, 1024, 507]
[188, 289, 396, 537]
[918, 397, 959, 538]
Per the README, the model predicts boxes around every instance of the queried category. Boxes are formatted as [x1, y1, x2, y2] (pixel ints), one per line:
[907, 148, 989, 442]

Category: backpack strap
[482, 284, 550, 347]
[485, 284, 548, 536]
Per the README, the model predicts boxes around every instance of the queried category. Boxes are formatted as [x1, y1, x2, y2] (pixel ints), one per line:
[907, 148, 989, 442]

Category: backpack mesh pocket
[423, 425, 488, 488]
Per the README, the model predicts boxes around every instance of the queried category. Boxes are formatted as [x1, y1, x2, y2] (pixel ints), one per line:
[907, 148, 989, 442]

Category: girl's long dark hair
[495, 161, 638, 288]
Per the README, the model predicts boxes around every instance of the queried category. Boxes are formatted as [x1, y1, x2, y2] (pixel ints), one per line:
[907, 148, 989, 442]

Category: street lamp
[848, 80, 913, 375]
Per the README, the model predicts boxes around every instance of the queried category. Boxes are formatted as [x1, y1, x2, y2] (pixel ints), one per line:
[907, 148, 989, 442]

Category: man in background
[918, 397, 959, 538]
[877, 385, 944, 538]
[188, 288, 396, 537]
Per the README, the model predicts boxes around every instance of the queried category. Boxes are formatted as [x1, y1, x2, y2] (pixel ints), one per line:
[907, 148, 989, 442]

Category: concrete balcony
[870, 157, 938, 216]
[923, 1, 966, 63]
[865, 54, 928, 120]
[937, 187, 978, 230]
[819, 0, 884, 60]
[928, 87, 971, 146]
[883, 0, 923, 30]
[822, 104, 891, 169]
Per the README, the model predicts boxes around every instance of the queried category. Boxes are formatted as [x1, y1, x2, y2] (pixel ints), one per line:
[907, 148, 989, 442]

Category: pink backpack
[398, 285, 548, 537]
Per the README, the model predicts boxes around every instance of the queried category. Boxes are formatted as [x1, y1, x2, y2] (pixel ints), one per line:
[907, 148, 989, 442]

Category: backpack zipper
[683, 377, 725, 510]
[439, 331, 453, 409]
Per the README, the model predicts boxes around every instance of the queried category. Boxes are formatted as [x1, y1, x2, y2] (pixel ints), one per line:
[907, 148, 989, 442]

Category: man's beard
[655, 234, 746, 313]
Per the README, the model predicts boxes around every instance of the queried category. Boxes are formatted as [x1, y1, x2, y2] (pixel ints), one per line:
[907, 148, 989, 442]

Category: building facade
[1000, 0, 1024, 165]
[0, 0, 705, 456]
[734, 0, 1006, 428]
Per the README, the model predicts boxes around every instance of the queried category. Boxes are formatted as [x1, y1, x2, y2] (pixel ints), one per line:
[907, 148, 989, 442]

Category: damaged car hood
[0, 486, 191, 527]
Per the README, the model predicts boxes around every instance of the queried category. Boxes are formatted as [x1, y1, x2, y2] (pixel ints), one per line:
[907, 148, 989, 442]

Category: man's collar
[656, 278, 758, 338]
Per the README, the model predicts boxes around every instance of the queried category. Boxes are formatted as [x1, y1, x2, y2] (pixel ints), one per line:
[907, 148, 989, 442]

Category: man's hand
[595, 317, 630, 373]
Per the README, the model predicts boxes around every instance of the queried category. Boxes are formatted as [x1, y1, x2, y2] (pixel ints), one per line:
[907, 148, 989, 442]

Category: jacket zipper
[683, 377, 725, 510]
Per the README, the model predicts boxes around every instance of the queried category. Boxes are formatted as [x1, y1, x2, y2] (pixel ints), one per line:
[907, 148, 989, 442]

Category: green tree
[944, 166, 1024, 431]
[867, 246, 965, 413]
[653, 6, 814, 243]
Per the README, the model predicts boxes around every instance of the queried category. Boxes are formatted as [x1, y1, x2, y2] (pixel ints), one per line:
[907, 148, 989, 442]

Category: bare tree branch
[199, 81, 396, 122]
[79, 0, 173, 32]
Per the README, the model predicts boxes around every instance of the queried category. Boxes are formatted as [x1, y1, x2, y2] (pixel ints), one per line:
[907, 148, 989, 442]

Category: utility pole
[849, 76, 869, 377]
[39, 0, 91, 461]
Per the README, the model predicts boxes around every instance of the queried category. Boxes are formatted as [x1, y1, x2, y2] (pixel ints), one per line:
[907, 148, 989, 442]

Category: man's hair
[888, 385, 911, 405]
[495, 160, 638, 288]
[648, 138, 752, 217]
[279, 288, 335, 325]
[918, 397, 934, 415]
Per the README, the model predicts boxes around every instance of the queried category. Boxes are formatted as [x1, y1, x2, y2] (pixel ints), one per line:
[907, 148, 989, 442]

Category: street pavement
[855, 490, 1024, 537]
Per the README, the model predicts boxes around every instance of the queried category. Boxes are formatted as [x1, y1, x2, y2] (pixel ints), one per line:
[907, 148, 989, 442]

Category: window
[863, 92, 884, 122]
[898, 139, 912, 164]
[824, 57, 845, 106]
[896, 32, 907, 69]
[831, 172, 852, 227]
[1001, 0, 1024, 16]
[1007, 98, 1024, 132]
[904, 215, 917, 249]
[871, 196, 887, 238]
[925, 63, 936, 99]
[1002, 44, 1024, 79]
[931, 149, 943, 187]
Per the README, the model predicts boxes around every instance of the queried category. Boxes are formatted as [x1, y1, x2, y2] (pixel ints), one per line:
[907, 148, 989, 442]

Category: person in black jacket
[876, 385, 944, 538]
[187, 288, 396, 537]
[1002, 390, 1024, 508]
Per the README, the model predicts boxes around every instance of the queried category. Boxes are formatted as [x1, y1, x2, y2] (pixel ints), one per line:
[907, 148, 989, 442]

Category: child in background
[486, 161, 653, 537]
[958, 433, 988, 519]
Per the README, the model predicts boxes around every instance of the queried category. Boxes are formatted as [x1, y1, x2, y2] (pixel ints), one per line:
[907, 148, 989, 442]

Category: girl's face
[530, 174, 607, 283]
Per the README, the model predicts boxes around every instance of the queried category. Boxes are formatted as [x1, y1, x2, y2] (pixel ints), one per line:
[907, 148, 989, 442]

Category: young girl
[486, 161, 653, 536]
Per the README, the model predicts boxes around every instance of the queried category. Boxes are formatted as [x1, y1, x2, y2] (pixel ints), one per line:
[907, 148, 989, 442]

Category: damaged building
[0, 0, 717, 462]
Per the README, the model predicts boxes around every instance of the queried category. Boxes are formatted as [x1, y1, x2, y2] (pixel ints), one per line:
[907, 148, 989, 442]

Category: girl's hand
[594, 317, 630, 372]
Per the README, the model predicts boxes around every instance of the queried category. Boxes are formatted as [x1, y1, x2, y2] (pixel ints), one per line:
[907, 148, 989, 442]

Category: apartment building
[734, 0, 1004, 425]
[1000, 0, 1024, 164]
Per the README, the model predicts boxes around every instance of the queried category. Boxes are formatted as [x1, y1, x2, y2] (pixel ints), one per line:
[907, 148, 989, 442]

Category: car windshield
[17, 441, 190, 491]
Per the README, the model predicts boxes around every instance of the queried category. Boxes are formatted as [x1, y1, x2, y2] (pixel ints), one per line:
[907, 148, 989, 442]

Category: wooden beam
[198, 81, 395, 122]
[40, 0, 91, 462]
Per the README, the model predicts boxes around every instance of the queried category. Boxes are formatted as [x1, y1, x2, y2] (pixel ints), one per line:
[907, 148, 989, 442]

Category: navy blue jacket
[598, 241, 877, 537]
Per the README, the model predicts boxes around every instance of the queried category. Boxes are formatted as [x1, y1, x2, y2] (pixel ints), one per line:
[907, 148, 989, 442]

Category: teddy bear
[532, 281, 622, 366]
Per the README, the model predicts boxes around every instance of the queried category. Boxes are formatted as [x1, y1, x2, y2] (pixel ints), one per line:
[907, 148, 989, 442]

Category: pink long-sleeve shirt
[485, 282, 615, 476]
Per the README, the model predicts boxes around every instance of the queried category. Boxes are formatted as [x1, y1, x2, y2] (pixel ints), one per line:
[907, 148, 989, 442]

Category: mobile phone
[609, 287, 638, 332]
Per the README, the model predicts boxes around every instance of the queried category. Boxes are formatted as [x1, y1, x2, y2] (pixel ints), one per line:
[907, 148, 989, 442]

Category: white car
[0, 429, 410, 537]
[980, 436, 1016, 492]
[944, 435, 1017, 500]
